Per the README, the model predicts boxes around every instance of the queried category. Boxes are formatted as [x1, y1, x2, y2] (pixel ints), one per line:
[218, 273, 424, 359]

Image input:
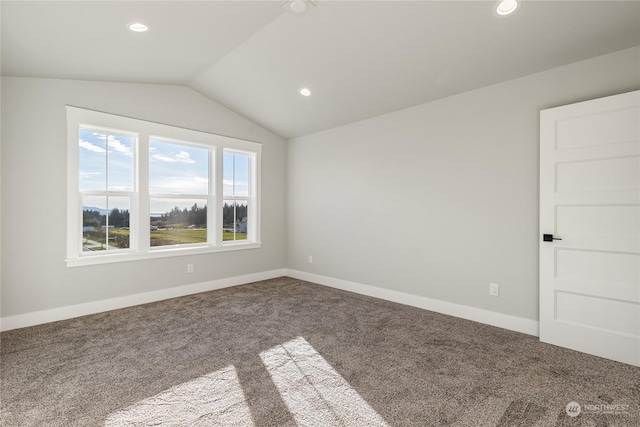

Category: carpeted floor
[1, 277, 638, 426]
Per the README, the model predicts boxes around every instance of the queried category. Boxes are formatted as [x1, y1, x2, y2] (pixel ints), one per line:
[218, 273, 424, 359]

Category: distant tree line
[84, 203, 244, 229]
[82, 208, 129, 249]
[223, 202, 247, 227]
[83, 208, 129, 228]
[152, 204, 207, 228]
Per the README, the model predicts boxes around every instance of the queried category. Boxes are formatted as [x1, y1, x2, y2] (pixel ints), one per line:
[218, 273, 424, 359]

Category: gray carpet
[1, 277, 638, 426]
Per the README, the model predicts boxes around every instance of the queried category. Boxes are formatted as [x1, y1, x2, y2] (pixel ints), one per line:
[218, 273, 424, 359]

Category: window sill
[66, 242, 262, 267]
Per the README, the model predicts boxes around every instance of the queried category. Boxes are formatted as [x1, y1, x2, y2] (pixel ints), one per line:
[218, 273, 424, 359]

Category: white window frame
[66, 106, 262, 267]
[222, 148, 258, 244]
[147, 136, 214, 252]
[76, 124, 139, 254]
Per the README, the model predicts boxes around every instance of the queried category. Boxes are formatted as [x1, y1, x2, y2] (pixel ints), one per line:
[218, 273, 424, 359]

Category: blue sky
[79, 129, 249, 216]
[149, 139, 209, 215]
[149, 139, 209, 195]
[80, 129, 133, 217]
[79, 128, 133, 192]
[223, 151, 249, 197]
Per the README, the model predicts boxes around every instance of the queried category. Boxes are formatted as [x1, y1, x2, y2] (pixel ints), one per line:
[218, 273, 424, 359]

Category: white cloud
[223, 179, 248, 188]
[152, 151, 195, 164]
[79, 140, 106, 153]
[176, 151, 191, 160]
[107, 136, 133, 157]
[150, 177, 208, 194]
[90, 133, 133, 157]
[223, 179, 249, 197]
[152, 154, 178, 163]
[79, 171, 102, 177]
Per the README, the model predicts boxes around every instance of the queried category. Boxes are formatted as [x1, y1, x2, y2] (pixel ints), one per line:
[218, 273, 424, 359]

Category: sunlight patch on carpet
[260, 336, 389, 427]
[104, 365, 254, 426]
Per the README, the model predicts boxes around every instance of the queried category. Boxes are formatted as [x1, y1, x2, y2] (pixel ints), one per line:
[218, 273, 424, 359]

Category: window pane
[106, 196, 131, 250]
[223, 200, 248, 241]
[150, 199, 207, 247]
[79, 129, 106, 191]
[82, 196, 130, 251]
[83, 196, 106, 251]
[223, 151, 250, 197]
[149, 140, 208, 195]
[107, 133, 134, 191]
[223, 152, 233, 197]
[79, 129, 134, 191]
[234, 153, 249, 197]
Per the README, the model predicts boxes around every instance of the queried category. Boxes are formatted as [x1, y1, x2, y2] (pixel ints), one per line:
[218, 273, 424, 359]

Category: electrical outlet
[187, 264, 194, 273]
[489, 283, 499, 297]
[308, 256, 313, 264]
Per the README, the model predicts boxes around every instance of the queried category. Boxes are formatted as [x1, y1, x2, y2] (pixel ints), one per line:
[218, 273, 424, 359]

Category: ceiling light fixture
[128, 22, 149, 32]
[299, 88, 311, 97]
[496, 0, 519, 16]
[290, 0, 307, 13]
[282, 0, 317, 15]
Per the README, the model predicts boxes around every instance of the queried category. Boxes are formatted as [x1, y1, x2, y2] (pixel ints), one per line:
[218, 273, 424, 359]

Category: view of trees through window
[223, 151, 250, 241]
[148, 139, 209, 247]
[76, 117, 256, 257]
[149, 201, 207, 247]
[82, 205, 130, 251]
[82, 202, 211, 250]
[223, 201, 248, 241]
[79, 127, 133, 252]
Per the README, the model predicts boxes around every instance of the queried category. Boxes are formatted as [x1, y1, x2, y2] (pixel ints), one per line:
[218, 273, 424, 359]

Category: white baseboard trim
[0, 269, 286, 332]
[285, 269, 539, 337]
[2, 268, 539, 336]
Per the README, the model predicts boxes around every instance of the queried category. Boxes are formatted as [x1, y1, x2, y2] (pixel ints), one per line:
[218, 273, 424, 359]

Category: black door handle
[543, 234, 562, 242]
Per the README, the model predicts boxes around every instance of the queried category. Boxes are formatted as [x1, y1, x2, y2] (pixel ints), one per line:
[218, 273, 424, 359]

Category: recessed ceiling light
[129, 22, 149, 32]
[290, 0, 307, 13]
[299, 88, 311, 97]
[281, 0, 317, 15]
[496, 0, 519, 16]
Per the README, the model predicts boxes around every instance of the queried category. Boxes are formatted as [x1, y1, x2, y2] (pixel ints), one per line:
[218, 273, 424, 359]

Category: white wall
[1, 77, 287, 318]
[287, 47, 640, 322]
[3, 47, 639, 329]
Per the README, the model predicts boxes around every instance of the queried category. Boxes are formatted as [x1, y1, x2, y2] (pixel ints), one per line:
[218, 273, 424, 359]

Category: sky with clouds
[79, 129, 250, 218]
[79, 129, 134, 192]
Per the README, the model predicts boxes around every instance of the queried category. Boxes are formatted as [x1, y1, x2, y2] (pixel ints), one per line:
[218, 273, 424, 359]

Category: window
[223, 150, 251, 242]
[79, 128, 134, 253]
[67, 107, 261, 266]
[149, 139, 210, 248]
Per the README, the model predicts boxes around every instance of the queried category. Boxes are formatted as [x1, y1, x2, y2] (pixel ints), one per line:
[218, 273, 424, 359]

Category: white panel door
[540, 90, 640, 367]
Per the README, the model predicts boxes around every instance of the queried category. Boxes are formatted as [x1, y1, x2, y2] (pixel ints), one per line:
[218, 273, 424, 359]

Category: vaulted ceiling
[2, 1, 639, 139]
